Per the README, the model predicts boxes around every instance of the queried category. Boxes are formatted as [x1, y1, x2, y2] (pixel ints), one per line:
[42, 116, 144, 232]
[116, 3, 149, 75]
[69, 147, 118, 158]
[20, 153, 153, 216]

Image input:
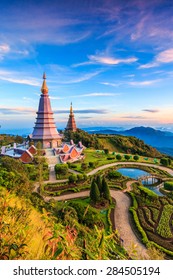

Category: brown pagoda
[31, 73, 62, 148]
[66, 102, 77, 132]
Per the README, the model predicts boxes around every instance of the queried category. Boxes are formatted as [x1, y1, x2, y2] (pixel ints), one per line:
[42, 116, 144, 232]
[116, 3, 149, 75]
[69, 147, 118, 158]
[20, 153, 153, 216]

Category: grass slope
[98, 135, 162, 158]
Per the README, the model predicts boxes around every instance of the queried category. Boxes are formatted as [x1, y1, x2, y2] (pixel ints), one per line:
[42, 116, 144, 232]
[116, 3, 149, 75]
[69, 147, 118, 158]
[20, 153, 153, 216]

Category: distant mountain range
[83, 126, 173, 156]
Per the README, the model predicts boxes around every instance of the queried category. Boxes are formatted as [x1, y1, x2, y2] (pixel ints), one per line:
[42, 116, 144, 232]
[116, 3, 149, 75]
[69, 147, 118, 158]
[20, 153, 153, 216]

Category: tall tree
[96, 175, 103, 194]
[102, 177, 112, 203]
[90, 180, 100, 204]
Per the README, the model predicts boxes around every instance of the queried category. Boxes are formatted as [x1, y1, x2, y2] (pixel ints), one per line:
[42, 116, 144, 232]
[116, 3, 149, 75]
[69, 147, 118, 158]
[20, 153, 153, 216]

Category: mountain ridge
[85, 126, 173, 156]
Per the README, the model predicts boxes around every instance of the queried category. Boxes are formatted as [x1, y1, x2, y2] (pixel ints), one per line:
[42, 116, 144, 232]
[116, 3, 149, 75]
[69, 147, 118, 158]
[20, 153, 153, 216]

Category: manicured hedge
[156, 204, 173, 238]
[129, 207, 149, 244]
[164, 181, 173, 191]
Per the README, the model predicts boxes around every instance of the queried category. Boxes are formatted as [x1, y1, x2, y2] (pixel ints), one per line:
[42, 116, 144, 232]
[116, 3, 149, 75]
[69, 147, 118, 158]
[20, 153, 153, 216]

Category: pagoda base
[32, 138, 62, 149]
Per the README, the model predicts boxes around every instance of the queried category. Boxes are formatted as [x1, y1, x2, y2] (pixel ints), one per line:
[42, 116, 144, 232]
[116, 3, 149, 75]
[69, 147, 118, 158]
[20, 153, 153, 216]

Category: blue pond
[117, 168, 164, 196]
[117, 168, 148, 179]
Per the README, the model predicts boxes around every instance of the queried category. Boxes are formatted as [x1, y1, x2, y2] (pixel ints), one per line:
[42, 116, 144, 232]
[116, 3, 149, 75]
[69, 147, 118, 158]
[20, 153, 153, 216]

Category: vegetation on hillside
[64, 129, 103, 149]
[64, 129, 162, 158]
[0, 156, 127, 260]
[98, 135, 162, 158]
[0, 134, 24, 147]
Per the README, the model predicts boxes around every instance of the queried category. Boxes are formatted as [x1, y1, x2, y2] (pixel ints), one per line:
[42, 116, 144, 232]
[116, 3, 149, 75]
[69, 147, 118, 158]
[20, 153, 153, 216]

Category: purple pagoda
[31, 73, 62, 148]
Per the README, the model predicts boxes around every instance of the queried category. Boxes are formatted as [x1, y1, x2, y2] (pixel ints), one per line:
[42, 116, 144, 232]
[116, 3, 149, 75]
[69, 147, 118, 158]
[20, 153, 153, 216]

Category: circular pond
[117, 167, 164, 196]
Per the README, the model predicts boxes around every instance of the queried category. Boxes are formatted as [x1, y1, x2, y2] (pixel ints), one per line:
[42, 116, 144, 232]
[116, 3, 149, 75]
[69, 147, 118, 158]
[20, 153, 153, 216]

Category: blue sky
[0, 0, 173, 131]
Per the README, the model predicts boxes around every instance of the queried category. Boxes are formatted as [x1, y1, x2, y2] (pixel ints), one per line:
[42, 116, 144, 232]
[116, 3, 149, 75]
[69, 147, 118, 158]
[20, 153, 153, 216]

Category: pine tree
[102, 177, 112, 203]
[90, 179, 100, 204]
[96, 175, 103, 194]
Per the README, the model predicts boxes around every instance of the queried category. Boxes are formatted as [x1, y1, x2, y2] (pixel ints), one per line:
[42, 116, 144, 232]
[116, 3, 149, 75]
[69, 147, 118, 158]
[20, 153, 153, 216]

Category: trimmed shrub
[55, 164, 68, 175]
[68, 174, 77, 183]
[133, 155, 139, 161]
[102, 177, 112, 203]
[104, 148, 109, 155]
[124, 154, 130, 160]
[108, 170, 122, 179]
[164, 181, 173, 191]
[160, 158, 170, 166]
[116, 154, 122, 161]
[88, 162, 95, 168]
[90, 180, 100, 203]
[81, 162, 88, 170]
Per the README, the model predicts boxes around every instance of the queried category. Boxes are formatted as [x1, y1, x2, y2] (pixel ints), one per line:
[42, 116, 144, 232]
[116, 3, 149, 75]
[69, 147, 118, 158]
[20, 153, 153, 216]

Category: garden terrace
[129, 186, 173, 256]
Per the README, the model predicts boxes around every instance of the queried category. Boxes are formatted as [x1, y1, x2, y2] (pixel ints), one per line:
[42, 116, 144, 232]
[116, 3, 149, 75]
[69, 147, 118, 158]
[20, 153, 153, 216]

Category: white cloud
[60, 71, 101, 84]
[101, 82, 122, 87]
[0, 69, 40, 86]
[129, 79, 161, 86]
[72, 92, 119, 97]
[139, 48, 173, 69]
[0, 76, 40, 86]
[0, 44, 10, 60]
[139, 62, 159, 69]
[88, 55, 138, 65]
[156, 48, 173, 63]
[49, 96, 65, 100]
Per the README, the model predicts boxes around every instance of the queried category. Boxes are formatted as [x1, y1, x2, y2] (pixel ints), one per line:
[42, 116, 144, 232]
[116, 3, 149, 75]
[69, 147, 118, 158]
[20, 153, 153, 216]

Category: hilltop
[64, 129, 162, 158]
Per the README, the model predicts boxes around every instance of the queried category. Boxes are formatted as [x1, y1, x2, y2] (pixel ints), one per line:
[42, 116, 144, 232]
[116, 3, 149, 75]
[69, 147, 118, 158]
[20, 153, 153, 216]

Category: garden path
[43, 182, 148, 259]
[87, 162, 173, 176]
[37, 161, 173, 259]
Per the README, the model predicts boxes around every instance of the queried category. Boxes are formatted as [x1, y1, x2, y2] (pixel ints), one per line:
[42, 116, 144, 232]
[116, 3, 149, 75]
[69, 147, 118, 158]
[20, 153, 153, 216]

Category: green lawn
[68, 149, 161, 174]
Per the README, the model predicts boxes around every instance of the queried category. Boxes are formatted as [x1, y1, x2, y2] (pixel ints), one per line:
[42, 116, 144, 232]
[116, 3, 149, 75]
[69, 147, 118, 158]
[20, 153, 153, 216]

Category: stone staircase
[45, 149, 55, 157]
[45, 149, 60, 165]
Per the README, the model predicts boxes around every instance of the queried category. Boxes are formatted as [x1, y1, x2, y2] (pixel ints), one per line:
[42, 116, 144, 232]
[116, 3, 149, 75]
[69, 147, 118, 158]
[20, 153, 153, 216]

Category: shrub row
[128, 192, 138, 210]
[147, 232, 173, 256]
[129, 207, 149, 245]
[148, 207, 160, 223]
[142, 207, 155, 227]
[137, 209, 155, 232]
[164, 181, 173, 191]
[156, 204, 173, 238]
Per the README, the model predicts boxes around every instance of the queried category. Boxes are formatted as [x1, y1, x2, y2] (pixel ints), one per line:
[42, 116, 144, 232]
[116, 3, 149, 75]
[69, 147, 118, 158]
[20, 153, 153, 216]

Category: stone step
[46, 156, 59, 165]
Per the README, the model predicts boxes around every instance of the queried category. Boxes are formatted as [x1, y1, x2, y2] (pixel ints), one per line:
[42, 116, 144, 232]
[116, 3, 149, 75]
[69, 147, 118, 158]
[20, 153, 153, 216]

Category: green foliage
[0, 187, 31, 259]
[81, 162, 88, 170]
[104, 148, 109, 155]
[116, 154, 122, 160]
[129, 208, 149, 245]
[0, 134, 24, 147]
[157, 205, 173, 238]
[98, 135, 161, 157]
[108, 170, 122, 179]
[89, 161, 95, 168]
[160, 157, 171, 166]
[133, 155, 139, 161]
[102, 177, 112, 203]
[90, 181, 100, 203]
[68, 174, 77, 183]
[64, 129, 104, 149]
[55, 164, 68, 175]
[96, 175, 103, 193]
[0, 157, 31, 196]
[164, 181, 173, 191]
[138, 185, 158, 200]
[124, 154, 130, 160]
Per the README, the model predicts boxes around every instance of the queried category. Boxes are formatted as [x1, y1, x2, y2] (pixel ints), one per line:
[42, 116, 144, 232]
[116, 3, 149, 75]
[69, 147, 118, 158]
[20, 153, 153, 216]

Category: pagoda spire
[31, 74, 62, 148]
[70, 102, 73, 115]
[66, 102, 77, 132]
[41, 72, 49, 94]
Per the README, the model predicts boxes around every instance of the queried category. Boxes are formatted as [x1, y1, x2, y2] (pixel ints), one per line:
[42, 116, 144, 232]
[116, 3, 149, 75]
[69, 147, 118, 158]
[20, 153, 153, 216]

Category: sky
[0, 0, 173, 132]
